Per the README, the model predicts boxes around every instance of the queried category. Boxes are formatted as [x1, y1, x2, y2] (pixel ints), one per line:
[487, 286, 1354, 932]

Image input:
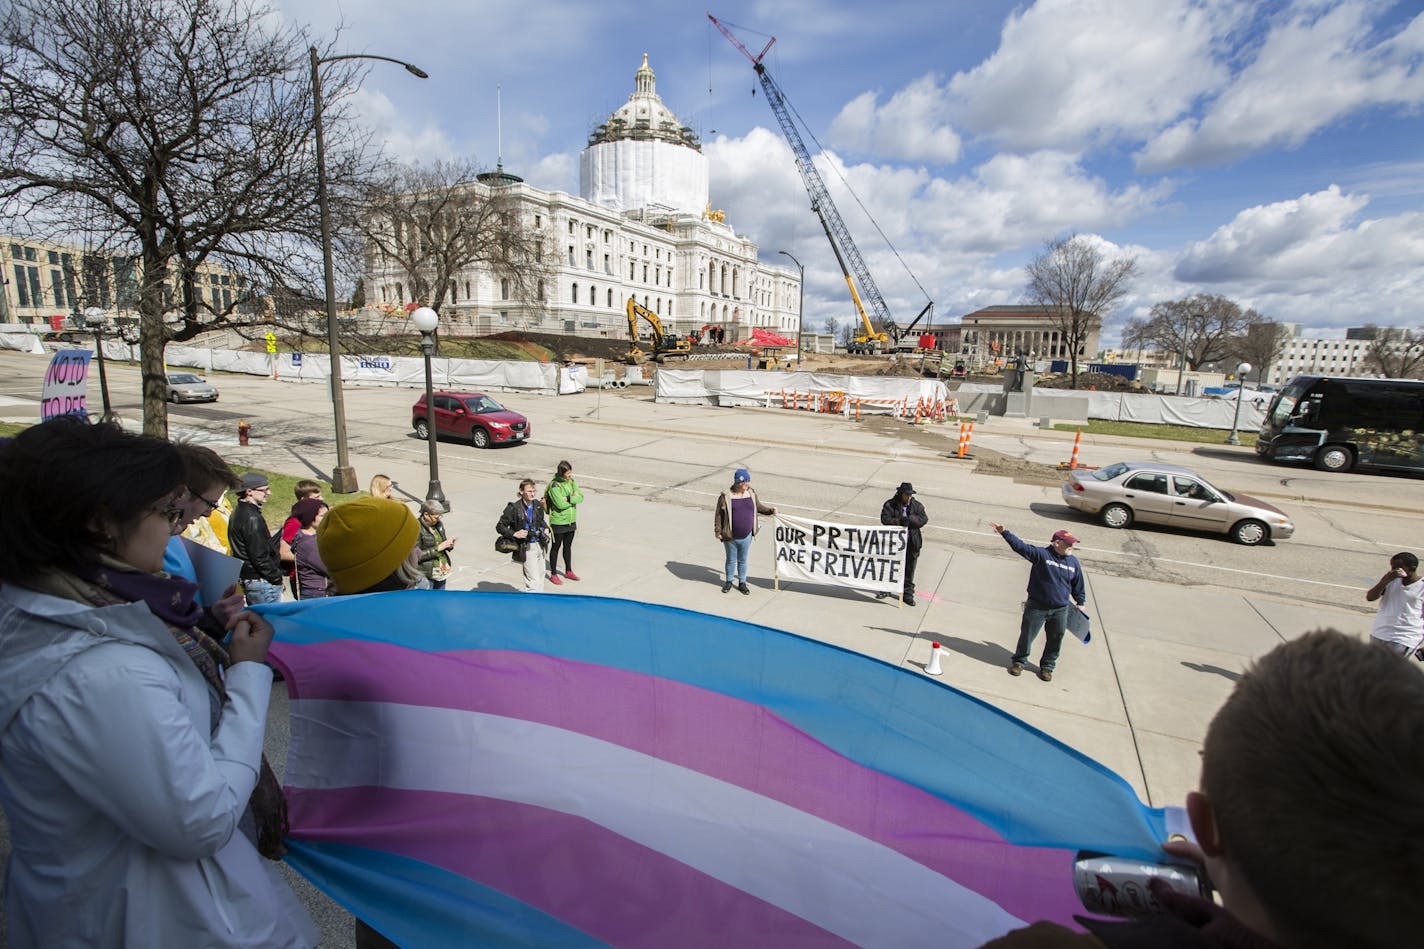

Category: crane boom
[709, 14, 901, 346]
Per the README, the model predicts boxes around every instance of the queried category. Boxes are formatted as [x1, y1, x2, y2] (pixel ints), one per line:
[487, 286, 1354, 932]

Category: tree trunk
[139, 243, 170, 438]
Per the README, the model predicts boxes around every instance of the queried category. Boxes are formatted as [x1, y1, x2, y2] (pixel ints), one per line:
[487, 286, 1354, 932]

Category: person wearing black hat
[880, 482, 928, 606]
[228, 471, 284, 605]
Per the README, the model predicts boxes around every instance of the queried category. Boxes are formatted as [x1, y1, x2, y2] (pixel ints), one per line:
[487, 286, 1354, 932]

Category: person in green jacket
[545, 460, 584, 584]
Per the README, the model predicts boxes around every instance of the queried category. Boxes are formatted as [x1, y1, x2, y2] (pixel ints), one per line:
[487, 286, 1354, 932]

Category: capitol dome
[580, 54, 709, 216]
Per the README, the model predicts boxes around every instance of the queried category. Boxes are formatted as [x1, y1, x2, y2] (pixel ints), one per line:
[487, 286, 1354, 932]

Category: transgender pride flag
[262, 592, 1176, 948]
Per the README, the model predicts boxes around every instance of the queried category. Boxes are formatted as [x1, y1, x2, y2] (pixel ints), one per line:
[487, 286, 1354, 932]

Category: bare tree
[1226, 321, 1289, 384]
[1121, 294, 1263, 373]
[0, 0, 375, 436]
[1361, 325, 1424, 379]
[1025, 234, 1137, 387]
[359, 159, 549, 324]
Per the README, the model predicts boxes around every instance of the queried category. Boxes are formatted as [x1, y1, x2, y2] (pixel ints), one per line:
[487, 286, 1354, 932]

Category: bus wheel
[1313, 444, 1354, 472]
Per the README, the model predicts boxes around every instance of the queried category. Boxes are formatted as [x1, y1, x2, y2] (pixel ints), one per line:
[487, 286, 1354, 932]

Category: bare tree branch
[1361, 325, 1424, 379]
[1024, 233, 1137, 387]
[0, 0, 378, 436]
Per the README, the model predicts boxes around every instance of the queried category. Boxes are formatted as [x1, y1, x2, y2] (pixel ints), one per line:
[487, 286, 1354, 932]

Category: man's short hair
[1390, 551, 1419, 572]
[294, 478, 324, 499]
[1202, 629, 1423, 948]
[176, 442, 238, 492]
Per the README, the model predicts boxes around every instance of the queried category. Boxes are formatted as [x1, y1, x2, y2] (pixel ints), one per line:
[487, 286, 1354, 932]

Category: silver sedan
[1061, 461, 1295, 546]
[165, 372, 219, 403]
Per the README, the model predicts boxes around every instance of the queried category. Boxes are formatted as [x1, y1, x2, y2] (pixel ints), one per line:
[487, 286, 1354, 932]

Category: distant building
[956, 304, 1100, 364]
[364, 55, 800, 342]
[1, 234, 247, 328]
[1269, 333, 1377, 385]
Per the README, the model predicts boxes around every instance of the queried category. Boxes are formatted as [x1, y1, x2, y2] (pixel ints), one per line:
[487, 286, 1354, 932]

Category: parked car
[412, 391, 530, 448]
[165, 372, 219, 403]
[1062, 461, 1294, 546]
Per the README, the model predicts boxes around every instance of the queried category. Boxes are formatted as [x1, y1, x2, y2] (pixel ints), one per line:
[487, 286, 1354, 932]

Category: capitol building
[365, 55, 801, 342]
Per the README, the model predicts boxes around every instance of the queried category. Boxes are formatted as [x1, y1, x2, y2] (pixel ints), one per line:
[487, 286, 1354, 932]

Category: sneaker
[1037, 668, 1053, 682]
[562, 570, 580, 581]
[1007, 662, 1023, 677]
[548, 573, 563, 585]
[738, 583, 751, 595]
[875, 591, 890, 600]
[722, 581, 733, 593]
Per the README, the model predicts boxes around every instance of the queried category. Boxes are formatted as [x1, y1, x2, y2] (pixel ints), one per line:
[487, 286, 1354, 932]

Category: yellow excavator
[625, 298, 692, 364]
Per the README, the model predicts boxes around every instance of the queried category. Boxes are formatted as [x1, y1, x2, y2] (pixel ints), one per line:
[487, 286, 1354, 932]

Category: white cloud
[1173, 184, 1424, 280]
[350, 88, 457, 162]
[523, 152, 578, 195]
[1138, 4, 1424, 170]
[945, 0, 1227, 151]
[828, 75, 962, 163]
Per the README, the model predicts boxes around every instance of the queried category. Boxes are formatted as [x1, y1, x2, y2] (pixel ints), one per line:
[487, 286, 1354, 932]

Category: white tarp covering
[0, 332, 44, 354]
[155, 348, 559, 395]
[656, 370, 949, 411]
[955, 383, 1265, 430]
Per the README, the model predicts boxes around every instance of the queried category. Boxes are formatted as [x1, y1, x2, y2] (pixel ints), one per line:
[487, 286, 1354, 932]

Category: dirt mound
[1034, 370, 1140, 392]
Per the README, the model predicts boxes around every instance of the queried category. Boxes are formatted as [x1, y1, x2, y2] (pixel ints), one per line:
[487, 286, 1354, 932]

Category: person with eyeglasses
[162, 444, 242, 603]
[228, 472, 285, 605]
[0, 417, 317, 947]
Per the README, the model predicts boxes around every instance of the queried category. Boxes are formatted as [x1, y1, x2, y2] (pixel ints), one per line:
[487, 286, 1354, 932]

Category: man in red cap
[990, 523, 1088, 682]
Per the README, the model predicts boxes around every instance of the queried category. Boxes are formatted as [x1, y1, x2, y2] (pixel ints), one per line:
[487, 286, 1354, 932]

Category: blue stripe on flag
[261, 593, 1168, 859]
[284, 839, 610, 949]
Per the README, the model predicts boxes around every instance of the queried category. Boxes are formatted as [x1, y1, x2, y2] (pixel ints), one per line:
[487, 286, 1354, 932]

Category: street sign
[264, 331, 277, 354]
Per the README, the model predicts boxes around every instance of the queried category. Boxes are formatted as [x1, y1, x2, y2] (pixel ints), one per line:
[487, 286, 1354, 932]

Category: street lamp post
[1227, 361, 1252, 446]
[410, 306, 448, 512]
[778, 250, 804, 365]
[310, 46, 428, 493]
[82, 307, 115, 421]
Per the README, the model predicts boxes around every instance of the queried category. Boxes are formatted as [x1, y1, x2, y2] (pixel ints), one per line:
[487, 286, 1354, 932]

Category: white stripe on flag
[288, 699, 1026, 948]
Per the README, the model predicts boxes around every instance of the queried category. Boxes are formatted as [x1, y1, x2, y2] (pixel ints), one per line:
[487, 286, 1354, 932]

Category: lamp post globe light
[311, 47, 428, 494]
[411, 306, 448, 512]
[1227, 361, 1253, 446]
[778, 250, 805, 365]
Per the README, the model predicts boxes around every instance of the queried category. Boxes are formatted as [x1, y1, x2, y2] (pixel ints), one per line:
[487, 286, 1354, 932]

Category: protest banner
[40, 349, 93, 421]
[772, 512, 906, 595]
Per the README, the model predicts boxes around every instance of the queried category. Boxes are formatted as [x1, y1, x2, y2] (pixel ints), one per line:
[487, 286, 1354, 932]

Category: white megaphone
[925, 641, 944, 676]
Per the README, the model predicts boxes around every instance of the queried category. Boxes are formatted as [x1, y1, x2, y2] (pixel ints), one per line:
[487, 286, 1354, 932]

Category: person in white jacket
[0, 418, 316, 948]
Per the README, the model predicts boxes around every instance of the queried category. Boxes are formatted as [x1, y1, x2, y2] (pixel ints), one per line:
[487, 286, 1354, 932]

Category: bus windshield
[1268, 381, 1308, 428]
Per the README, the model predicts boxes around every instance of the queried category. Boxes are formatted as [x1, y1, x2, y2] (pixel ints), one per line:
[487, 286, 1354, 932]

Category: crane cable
[780, 91, 933, 307]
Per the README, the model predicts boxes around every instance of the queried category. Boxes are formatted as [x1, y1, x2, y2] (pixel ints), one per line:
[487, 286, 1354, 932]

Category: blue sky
[276, 0, 1424, 344]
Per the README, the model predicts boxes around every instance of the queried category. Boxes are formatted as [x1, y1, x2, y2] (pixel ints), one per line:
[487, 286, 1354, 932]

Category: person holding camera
[1366, 551, 1423, 657]
[497, 479, 550, 593]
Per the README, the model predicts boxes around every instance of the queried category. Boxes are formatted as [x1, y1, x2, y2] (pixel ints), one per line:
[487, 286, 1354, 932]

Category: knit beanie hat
[316, 497, 420, 594]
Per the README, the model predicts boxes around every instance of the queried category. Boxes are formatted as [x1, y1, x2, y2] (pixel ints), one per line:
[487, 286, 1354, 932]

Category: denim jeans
[242, 579, 284, 605]
[1012, 602, 1070, 671]
[724, 534, 753, 584]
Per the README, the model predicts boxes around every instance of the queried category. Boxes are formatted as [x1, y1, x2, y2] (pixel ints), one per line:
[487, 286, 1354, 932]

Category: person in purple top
[713, 468, 776, 595]
[288, 497, 332, 599]
[991, 523, 1088, 682]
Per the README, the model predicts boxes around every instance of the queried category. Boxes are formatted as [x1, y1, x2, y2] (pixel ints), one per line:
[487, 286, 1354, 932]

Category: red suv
[412, 391, 531, 448]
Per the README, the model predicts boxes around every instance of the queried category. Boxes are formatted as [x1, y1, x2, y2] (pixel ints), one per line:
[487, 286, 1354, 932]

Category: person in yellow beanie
[315, 497, 425, 595]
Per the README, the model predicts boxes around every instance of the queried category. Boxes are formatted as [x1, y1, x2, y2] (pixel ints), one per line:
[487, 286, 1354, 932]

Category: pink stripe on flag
[275, 640, 1082, 925]
[290, 785, 853, 949]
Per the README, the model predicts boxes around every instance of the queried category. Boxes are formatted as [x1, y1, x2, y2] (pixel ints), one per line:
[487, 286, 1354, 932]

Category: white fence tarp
[656, 370, 949, 411]
[955, 383, 1265, 430]
[153, 348, 560, 395]
[0, 332, 45, 354]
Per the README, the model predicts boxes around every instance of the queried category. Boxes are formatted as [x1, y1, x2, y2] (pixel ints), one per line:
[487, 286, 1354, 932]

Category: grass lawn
[1052, 419, 1258, 447]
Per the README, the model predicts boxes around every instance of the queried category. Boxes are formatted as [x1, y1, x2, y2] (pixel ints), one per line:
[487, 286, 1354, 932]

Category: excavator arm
[626, 297, 691, 364]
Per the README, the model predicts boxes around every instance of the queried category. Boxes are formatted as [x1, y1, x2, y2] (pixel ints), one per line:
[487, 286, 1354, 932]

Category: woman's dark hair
[555, 460, 573, 478]
[0, 418, 184, 584]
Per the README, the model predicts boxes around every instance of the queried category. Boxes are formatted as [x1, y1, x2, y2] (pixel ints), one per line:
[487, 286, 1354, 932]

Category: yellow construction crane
[625, 298, 692, 364]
